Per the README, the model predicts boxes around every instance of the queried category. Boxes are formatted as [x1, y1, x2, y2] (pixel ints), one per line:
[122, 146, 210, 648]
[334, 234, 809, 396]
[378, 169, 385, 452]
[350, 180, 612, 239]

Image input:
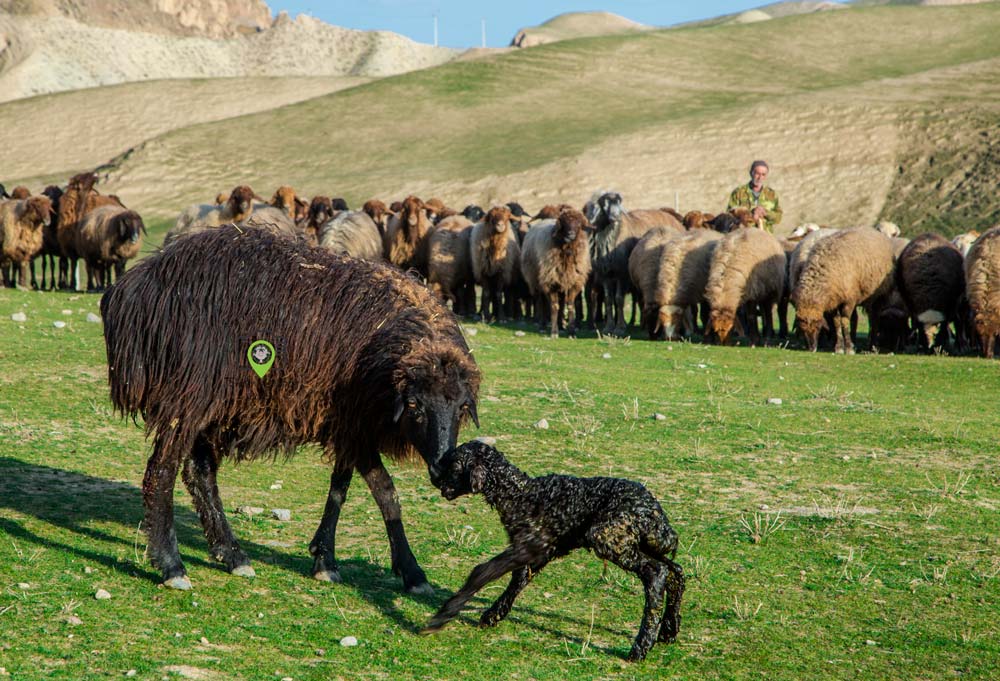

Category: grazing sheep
[101, 225, 481, 591]
[587, 192, 683, 335]
[317, 210, 383, 261]
[166, 185, 257, 246]
[76, 205, 145, 291]
[787, 229, 840, 296]
[58, 172, 123, 290]
[384, 196, 434, 276]
[791, 228, 895, 353]
[641, 229, 722, 340]
[627, 226, 684, 337]
[428, 215, 475, 314]
[423, 441, 684, 663]
[461, 205, 486, 223]
[952, 231, 980, 258]
[964, 226, 1000, 358]
[895, 234, 965, 350]
[1, 196, 52, 289]
[705, 228, 786, 345]
[470, 206, 522, 323]
[875, 220, 901, 239]
[362, 199, 391, 236]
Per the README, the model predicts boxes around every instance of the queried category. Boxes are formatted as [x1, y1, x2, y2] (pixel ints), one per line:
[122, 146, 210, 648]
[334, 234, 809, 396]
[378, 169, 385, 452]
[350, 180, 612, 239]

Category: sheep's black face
[600, 193, 623, 224]
[394, 390, 479, 487]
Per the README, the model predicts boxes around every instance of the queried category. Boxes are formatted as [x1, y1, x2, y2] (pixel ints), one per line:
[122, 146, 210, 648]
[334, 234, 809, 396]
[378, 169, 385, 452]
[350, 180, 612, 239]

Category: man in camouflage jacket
[727, 160, 783, 232]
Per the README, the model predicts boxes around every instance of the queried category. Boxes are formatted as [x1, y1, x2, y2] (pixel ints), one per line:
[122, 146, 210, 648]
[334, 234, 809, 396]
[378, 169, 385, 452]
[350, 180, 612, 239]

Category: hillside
[510, 11, 651, 48]
[4, 3, 1000, 236]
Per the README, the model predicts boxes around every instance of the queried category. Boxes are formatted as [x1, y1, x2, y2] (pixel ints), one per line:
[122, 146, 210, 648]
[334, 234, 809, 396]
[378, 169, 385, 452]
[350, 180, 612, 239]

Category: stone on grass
[66, 616, 83, 626]
[11, 313, 26, 322]
[601, 353, 612, 359]
[86, 313, 101, 323]
[514, 330, 526, 337]
[533, 419, 549, 430]
[271, 508, 291, 521]
[474, 436, 497, 446]
[61, 309, 72, 315]
[95, 589, 111, 600]
[53, 321, 66, 329]
[236, 506, 264, 517]
[767, 398, 783, 406]
[653, 413, 667, 421]
[340, 636, 358, 647]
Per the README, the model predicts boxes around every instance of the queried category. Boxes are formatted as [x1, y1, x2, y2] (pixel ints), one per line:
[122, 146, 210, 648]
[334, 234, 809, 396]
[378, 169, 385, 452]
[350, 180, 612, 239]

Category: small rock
[667, 346, 673, 351]
[62, 309, 73, 315]
[271, 508, 291, 521]
[66, 616, 83, 626]
[514, 330, 526, 337]
[865, 639, 877, 646]
[340, 636, 358, 647]
[653, 413, 667, 421]
[53, 321, 66, 329]
[767, 398, 783, 406]
[125, 670, 137, 677]
[199, 637, 210, 646]
[236, 506, 264, 517]
[270, 483, 282, 490]
[86, 313, 101, 323]
[842, 455, 850, 462]
[17, 583, 30, 590]
[533, 419, 549, 430]
[95, 589, 111, 600]
[281, 677, 293, 681]
[543, 592, 553, 599]
[759, 504, 770, 511]
[474, 436, 497, 446]
[697, 363, 707, 369]
[601, 353, 612, 359]
[483, 395, 500, 402]
[10, 313, 26, 322]
[315, 649, 326, 657]
[84, 566, 94, 574]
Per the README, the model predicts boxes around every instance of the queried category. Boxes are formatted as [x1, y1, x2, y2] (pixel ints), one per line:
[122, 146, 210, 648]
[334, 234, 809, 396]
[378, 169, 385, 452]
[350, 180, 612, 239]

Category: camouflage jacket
[726, 184, 783, 232]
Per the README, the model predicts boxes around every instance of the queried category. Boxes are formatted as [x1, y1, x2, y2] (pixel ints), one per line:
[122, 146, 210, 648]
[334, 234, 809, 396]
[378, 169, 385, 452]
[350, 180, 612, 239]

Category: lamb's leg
[143, 433, 190, 589]
[548, 292, 561, 339]
[181, 435, 252, 577]
[657, 560, 685, 643]
[480, 559, 549, 627]
[422, 546, 528, 632]
[309, 467, 354, 583]
[359, 458, 430, 594]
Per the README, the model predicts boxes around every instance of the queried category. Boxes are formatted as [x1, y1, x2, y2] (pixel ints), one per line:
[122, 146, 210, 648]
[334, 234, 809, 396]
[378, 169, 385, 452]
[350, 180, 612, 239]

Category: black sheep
[101, 225, 480, 593]
[423, 442, 684, 662]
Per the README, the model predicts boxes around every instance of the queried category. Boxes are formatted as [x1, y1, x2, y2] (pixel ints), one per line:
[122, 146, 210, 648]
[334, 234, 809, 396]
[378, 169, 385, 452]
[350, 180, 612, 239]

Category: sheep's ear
[393, 395, 406, 424]
[733, 315, 746, 338]
[468, 401, 480, 429]
[470, 462, 487, 493]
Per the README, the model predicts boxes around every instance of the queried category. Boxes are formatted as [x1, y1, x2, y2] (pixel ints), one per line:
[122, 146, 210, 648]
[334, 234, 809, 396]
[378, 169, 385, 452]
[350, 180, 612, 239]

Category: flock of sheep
[3, 175, 998, 357]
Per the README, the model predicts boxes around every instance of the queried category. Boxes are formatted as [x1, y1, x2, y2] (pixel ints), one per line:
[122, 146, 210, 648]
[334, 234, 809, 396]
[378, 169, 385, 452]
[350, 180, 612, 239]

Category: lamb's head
[457, 204, 484, 222]
[436, 441, 503, 500]
[114, 210, 145, 244]
[393, 342, 481, 485]
[730, 207, 755, 228]
[227, 185, 256, 221]
[553, 208, 588, 248]
[794, 307, 827, 352]
[271, 186, 297, 219]
[331, 198, 349, 213]
[11, 186, 30, 200]
[484, 206, 513, 234]
[874, 220, 900, 239]
[709, 307, 742, 346]
[308, 196, 335, 227]
[23, 196, 53, 230]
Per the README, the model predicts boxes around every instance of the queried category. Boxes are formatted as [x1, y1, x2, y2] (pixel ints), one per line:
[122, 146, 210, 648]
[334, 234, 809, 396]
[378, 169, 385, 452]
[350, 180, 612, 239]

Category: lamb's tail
[641, 511, 679, 561]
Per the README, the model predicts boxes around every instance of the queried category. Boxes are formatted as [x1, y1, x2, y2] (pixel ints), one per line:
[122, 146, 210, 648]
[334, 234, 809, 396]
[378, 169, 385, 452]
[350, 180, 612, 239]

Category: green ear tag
[247, 340, 276, 378]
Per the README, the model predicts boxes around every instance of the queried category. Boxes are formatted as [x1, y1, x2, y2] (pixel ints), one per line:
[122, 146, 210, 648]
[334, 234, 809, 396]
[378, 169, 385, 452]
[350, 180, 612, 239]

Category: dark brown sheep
[58, 173, 124, 290]
[428, 215, 475, 315]
[896, 233, 966, 350]
[10, 186, 30, 200]
[76, 205, 145, 291]
[304, 196, 336, 247]
[362, 199, 391, 236]
[32, 185, 63, 290]
[101, 225, 481, 592]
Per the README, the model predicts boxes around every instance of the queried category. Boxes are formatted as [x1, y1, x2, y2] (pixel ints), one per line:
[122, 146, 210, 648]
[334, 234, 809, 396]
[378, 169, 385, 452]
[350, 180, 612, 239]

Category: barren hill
[510, 11, 651, 48]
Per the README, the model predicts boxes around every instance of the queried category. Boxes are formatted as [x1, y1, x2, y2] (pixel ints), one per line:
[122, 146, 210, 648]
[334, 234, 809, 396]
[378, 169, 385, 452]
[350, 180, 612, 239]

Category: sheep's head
[400, 196, 426, 231]
[424, 198, 447, 223]
[271, 186, 297, 218]
[363, 199, 390, 233]
[435, 441, 503, 500]
[331, 197, 349, 212]
[655, 304, 688, 341]
[795, 309, 827, 352]
[114, 210, 145, 244]
[597, 192, 624, 227]
[709, 307, 741, 345]
[730, 207, 755, 228]
[462, 205, 485, 222]
[554, 208, 587, 246]
[11, 186, 30, 200]
[68, 172, 98, 193]
[393, 343, 481, 485]
[308, 196, 335, 227]
[485, 206, 513, 234]
[683, 211, 709, 230]
[228, 185, 256, 221]
[23, 196, 53, 229]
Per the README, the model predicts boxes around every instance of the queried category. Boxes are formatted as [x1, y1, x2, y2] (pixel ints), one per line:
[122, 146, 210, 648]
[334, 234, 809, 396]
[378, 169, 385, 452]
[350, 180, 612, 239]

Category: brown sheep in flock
[587, 191, 683, 335]
[33, 185, 64, 290]
[76, 204, 145, 291]
[520, 209, 592, 338]
[895, 234, 966, 350]
[303, 196, 336, 247]
[1, 196, 52, 289]
[102, 225, 481, 592]
[791, 228, 895, 354]
[428, 215, 475, 314]
[270, 185, 307, 223]
[384, 195, 434, 277]
[705, 228, 786, 345]
[166, 185, 257, 247]
[10, 186, 31, 200]
[424, 197, 456, 224]
[58, 172, 123, 290]
[533, 204, 574, 221]
[363, 199, 392, 236]
[317, 211, 383, 261]
[682, 211, 714, 230]
[964, 226, 1000, 358]
[470, 206, 522, 323]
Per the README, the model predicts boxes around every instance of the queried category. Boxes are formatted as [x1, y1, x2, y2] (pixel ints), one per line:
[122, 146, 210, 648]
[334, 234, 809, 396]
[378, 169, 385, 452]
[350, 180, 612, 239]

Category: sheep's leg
[309, 467, 354, 583]
[57, 256, 68, 289]
[422, 546, 528, 632]
[657, 560, 685, 644]
[479, 281, 492, 323]
[359, 458, 430, 594]
[480, 560, 549, 627]
[181, 435, 252, 577]
[778, 294, 789, 340]
[494, 280, 506, 323]
[565, 287, 582, 338]
[143, 434, 190, 589]
[17, 261, 31, 291]
[614, 281, 628, 336]
[548, 292, 561, 339]
[762, 302, 775, 343]
[30, 258, 38, 290]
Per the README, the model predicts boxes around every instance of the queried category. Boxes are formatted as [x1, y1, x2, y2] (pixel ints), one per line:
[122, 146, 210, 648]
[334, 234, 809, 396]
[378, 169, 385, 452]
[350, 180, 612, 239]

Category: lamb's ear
[470, 461, 487, 493]
[393, 395, 406, 424]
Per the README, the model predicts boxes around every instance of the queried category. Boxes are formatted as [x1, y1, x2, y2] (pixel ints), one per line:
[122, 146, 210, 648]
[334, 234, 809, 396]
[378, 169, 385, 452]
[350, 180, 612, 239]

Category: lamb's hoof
[406, 581, 434, 596]
[420, 617, 447, 635]
[313, 569, 343, 583]
[626, 647, 648, 663]
[231, 565, 256, 579]
[478, 611, 501, 628]
[163, 575, 193, 591]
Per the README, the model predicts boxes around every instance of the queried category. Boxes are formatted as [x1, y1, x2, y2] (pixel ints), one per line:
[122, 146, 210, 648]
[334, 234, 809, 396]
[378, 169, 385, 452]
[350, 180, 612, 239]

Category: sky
[270, 1, 778, 49]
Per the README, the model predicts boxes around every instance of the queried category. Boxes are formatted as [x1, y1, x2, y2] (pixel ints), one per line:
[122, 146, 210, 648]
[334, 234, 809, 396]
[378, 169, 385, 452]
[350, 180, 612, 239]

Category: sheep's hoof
[313, 569, 343, 583]
[231, 565, 256, 579]
[406, 581, 435, 596]
[163, 575, 193, 591]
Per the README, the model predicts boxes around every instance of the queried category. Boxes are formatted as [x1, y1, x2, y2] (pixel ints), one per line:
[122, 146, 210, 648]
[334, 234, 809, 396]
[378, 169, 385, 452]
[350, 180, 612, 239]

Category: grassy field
[1, 281, 998, 679]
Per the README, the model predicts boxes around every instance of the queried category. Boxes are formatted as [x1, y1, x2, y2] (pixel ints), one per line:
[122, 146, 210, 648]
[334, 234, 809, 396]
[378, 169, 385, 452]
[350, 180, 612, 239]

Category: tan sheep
[952, 231, 980, 258]
[520, 209, 592, 338]
[317, 211, 383, 261]
[167, 185, 257, 246]
[470, 206, 522, 323]
[649, 230, 723, 341]
[428, 215, 475, 314]
[1, 196, 52, 290]
[270, 185, 307, 222]
[384, 195, 433, 276]
[874, 220, 901, 239]
[705, 228, 786, 345]
[964, 226, 1000, 358]
[627, 227, 685, 337]
[791, 228, 895, 354]
[76, 204, 145, 291]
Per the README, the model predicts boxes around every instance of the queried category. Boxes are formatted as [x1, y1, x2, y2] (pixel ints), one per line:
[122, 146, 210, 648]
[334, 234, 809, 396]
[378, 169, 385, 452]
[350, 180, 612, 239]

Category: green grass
[2, 286, 999, 679]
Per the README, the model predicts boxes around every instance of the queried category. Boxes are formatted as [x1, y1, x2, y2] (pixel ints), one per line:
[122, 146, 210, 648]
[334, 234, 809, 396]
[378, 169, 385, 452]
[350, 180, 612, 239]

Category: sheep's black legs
[423, 546, 528, 632]
[309, 467, 353, 583]
[143, 435, 189, 588]
[359, 459, 430, 594]
[479, 560, 548, 627]
[565, 288, 582, 338]
[658, 560, 685, 644]
[181, 436, 252, 576]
